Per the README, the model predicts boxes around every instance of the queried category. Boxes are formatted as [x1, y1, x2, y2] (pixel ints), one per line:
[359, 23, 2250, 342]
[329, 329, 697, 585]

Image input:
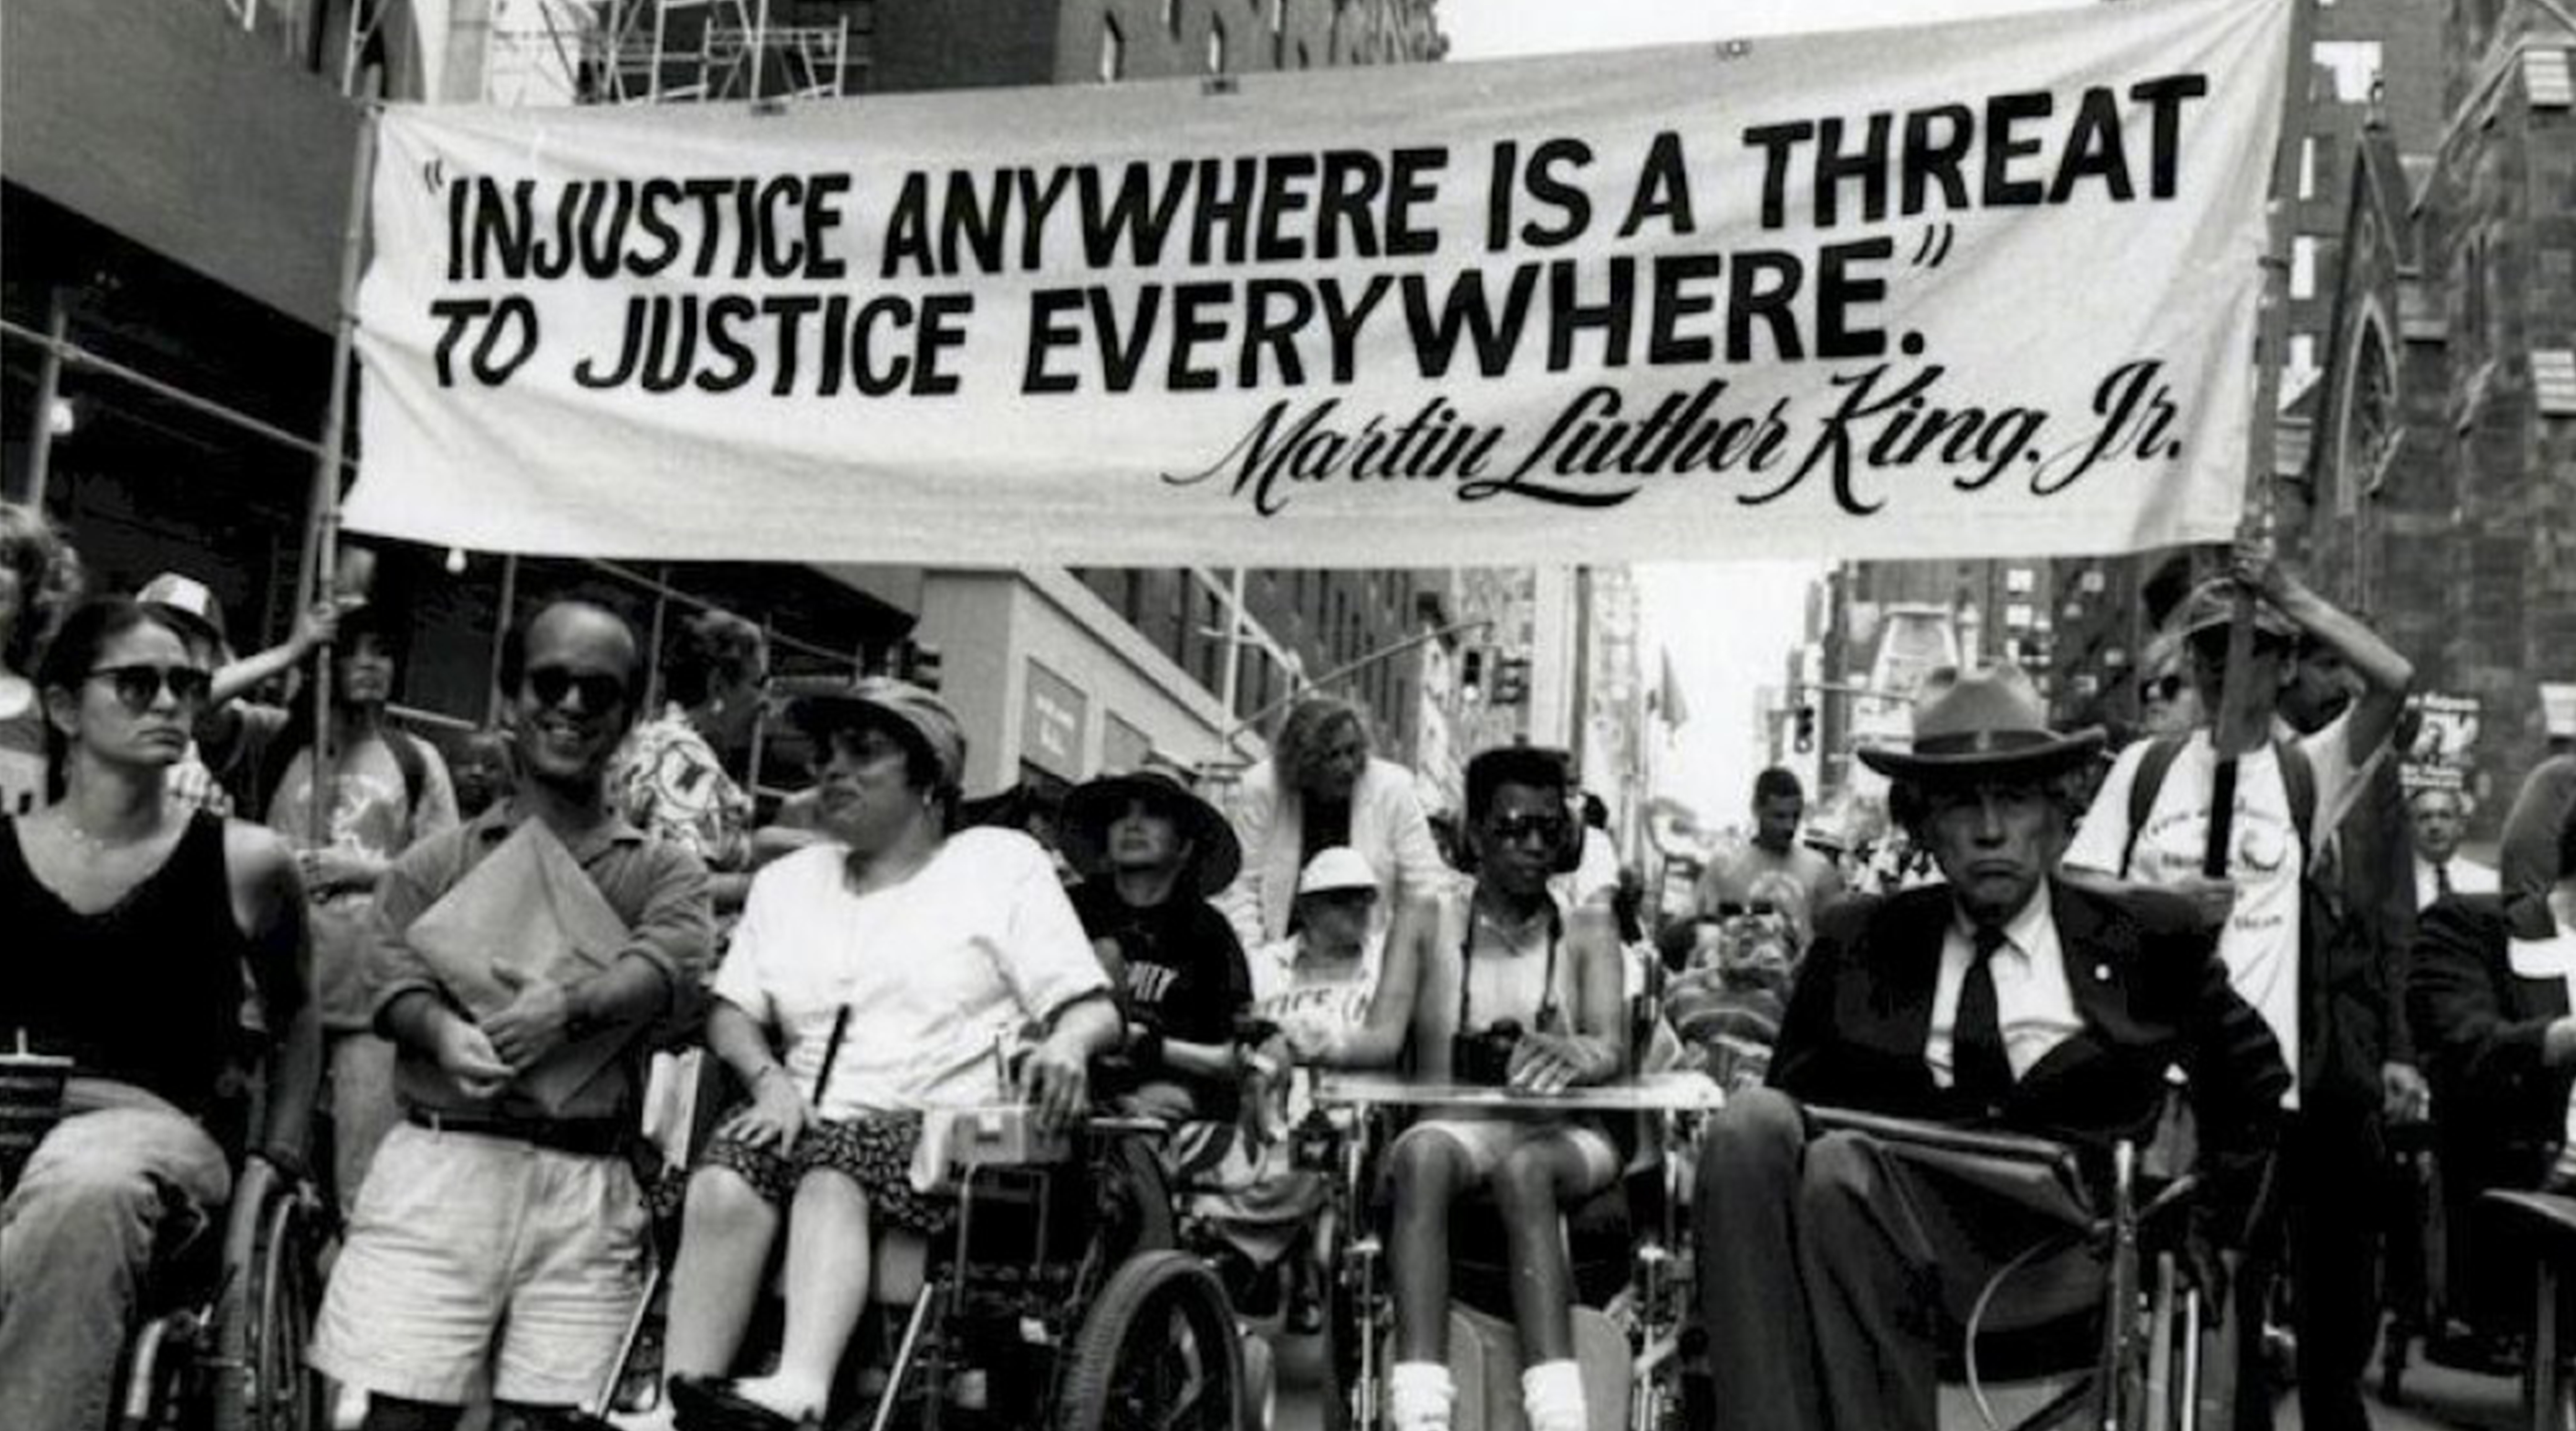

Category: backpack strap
[2275, 736, 2316, 854]
[2120, 735, 2189, 880]
[388, 729, 429, 828]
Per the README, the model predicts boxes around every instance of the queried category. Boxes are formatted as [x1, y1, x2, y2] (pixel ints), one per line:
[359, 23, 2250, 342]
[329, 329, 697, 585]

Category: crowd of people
[5, 496, 2576, 1431]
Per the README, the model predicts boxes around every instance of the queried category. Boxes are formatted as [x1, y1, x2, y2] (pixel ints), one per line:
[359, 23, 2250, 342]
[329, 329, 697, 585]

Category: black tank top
[0, 811, 249, 1115]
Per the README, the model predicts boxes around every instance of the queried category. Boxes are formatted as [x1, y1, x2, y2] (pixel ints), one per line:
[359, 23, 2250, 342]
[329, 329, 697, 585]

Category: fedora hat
[1856, 665, 2105, 785]
[1062, 768, 1244, 896]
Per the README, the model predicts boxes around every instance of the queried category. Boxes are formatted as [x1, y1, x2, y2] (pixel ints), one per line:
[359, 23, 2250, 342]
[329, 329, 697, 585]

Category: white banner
[343, 0, 2290, 566]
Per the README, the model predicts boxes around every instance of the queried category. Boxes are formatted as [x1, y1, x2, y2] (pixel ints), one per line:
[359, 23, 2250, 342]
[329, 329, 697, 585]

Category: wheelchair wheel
[1057, 1250, 1244, 1431]
[210, 1161, 331, 1431]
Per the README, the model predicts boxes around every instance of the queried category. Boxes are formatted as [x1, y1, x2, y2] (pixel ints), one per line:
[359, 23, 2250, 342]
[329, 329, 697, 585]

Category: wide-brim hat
[777, 674, 965, 790]
[1856, 665, 2106, 785]
[1061, 768, 1242, 896]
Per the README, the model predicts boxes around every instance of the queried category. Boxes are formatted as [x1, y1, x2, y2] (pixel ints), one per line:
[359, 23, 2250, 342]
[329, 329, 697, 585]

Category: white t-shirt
[1247, 931, 1384, 1054]
[2065, 716, 2366, 1098]
[711, 827, 1110, 1118]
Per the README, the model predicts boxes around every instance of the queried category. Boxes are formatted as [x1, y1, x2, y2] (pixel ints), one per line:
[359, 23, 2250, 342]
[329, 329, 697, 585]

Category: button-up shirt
[1926, 891, 2082, 1088]
[2412, 852, 2498, 911]
[370, 797, 712, 1122]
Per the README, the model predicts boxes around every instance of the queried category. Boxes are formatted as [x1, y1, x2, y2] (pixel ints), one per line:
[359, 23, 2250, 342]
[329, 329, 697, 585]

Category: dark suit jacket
[1770, 879, 2290, 1232]
[2409, 893, 2575, 1191]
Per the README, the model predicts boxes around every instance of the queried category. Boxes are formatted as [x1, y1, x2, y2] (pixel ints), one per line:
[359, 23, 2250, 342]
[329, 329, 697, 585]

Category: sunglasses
[2138, 673, 2186, 704]
[523, 666, 630, 712]
[90, 663, 212, 714]
[1485, 811, 1571, 846]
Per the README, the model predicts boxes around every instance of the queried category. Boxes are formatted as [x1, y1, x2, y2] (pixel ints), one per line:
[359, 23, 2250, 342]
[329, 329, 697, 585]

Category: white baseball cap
[1296, 846, 1379, 899]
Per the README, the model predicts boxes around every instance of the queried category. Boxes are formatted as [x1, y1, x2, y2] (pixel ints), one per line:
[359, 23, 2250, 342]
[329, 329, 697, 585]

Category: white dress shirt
[1927, 890, 2085, 1088]
[2412, 853, 2498, 910]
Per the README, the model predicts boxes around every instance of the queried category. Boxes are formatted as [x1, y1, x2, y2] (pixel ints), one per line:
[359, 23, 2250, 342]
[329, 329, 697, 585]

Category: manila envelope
[405, 818, 634, 1115]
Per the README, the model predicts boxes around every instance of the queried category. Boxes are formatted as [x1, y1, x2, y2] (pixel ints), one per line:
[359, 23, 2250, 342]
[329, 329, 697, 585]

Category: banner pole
[305, 93, 383, 850]
[2205, 0, 2313, 876]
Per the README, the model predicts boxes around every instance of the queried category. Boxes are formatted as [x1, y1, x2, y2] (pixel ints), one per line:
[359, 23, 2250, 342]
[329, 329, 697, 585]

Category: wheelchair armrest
[1803, 1106, 2087, 1186]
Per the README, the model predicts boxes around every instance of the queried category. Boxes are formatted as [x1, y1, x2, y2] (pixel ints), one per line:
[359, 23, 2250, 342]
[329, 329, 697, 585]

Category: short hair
[496, 599, 646, 702]
[1466, 744, 1572, 823]
[1753, 767, 1804, 806]
[661, 608, 767, 708]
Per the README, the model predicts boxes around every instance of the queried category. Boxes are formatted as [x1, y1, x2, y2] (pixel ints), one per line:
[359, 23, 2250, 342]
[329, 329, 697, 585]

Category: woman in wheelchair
[1340, 746, 1628, 1431]
[0, 596, 320, 1431]
[659, 676, 1119, 1430]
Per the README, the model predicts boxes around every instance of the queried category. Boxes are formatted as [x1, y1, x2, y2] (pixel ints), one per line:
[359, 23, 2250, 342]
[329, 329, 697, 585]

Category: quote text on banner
[343, 0, 2290, 567]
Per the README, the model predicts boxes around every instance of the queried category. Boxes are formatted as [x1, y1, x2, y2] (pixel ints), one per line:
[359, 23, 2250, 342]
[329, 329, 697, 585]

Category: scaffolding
[331, 0, 856, 106]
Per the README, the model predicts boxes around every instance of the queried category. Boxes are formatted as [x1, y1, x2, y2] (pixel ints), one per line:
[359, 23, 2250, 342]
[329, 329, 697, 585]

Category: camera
[1452, 1019, 1525, 1087]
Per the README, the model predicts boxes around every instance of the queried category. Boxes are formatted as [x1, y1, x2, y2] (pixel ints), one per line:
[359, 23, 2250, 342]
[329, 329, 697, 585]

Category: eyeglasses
[523, 666, 629, 712]
[1485, 811, 1570, 847]
[2139, 673, 2186, 704]
[90, 663, 213, 714]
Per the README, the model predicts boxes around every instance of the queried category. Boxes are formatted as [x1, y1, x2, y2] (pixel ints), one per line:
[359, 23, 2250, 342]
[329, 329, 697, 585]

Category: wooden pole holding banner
[301, 90, 383, 849]
[2204, 0, 2314, 877]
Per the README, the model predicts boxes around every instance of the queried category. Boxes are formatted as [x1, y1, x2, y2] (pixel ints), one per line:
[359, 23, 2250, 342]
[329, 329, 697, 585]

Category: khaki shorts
[309, 1122, 650, 1406]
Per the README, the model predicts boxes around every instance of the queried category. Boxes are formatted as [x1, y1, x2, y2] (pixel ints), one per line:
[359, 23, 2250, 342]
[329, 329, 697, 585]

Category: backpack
[2117, 733, 2316, 881]
[251, 718, 433, 835]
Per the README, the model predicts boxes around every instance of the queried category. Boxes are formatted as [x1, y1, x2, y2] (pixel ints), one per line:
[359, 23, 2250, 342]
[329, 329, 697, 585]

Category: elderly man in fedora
[1062, 765, 1254, 1123]
[1691, 665, 2290, 1431]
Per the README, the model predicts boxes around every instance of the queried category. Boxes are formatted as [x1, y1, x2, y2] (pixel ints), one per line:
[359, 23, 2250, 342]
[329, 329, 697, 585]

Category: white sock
[731, 1369, 829, 1421]
[1521, 1358, 1588, 1431]
[1389, 1360, 1457, 1431]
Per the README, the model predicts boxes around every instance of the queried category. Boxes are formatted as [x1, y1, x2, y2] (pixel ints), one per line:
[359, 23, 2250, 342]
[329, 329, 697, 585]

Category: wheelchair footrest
[1426, 1303, 1628, 1431]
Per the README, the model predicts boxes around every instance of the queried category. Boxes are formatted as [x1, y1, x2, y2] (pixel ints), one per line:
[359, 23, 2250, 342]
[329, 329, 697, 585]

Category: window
[2312, 41, 2382, 104]
[2004, 567, 2035, 594]
[1097, 15, 1123, 83]
[2291, 236, 2319, 300]
[1208, 17, 1227, 73]
[1271, 0, 1289, 66]
[1164, 0, 1182, 38]
[1298, 40, 1311, 68]
[2298, 135, 2319, 200]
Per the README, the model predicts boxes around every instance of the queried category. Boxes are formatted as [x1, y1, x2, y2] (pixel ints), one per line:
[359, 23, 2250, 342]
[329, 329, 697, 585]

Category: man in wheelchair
[1692, 666, 2290, 1431]
[0, 595, 321, 1431]
[658, 675, 1120, 1430]
[1329, 744, 1628, 1431]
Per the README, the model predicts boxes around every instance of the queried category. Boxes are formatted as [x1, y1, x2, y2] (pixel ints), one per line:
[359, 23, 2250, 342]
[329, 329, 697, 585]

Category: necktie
[1952, 925, 2014, 1110]
[2435, 861, 2454, 899]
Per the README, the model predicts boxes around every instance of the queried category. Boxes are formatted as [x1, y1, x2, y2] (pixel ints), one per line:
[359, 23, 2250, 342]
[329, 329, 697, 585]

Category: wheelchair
[659, 1098, 1255, 1431]
[1301, 1069, 1715, 1431]
[0, 1054, 331, 1431]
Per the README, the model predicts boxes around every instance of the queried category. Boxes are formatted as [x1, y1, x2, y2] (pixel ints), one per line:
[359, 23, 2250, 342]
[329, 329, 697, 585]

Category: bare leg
[662, 1166, 782, 1380]
[735, 1170, 874, 1420]
[1389, 1131, 1474, 1364]
[1491, 1136, 1607, 1364]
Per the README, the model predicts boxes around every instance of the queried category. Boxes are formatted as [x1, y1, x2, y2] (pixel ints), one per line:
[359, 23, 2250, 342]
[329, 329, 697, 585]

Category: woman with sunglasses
[0, 597, 318, 1431]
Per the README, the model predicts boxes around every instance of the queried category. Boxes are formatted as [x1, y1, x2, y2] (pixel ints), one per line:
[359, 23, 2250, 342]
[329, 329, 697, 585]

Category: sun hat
[1295, 846, 1380, 899]
[777, 674, 965, 789]
[1061, 767, 1244, 895]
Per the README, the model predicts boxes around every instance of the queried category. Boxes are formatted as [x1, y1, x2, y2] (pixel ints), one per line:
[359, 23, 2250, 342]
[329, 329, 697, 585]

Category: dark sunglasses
[90, 663, 212, 714]
[1485, 811, 1571, 846]
[2138, 673, 2186, 704]
[524, 666, 629, 712]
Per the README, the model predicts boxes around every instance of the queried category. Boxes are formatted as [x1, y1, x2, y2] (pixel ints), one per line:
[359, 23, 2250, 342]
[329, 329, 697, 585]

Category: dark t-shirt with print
[1074, 880, 1251, 1114]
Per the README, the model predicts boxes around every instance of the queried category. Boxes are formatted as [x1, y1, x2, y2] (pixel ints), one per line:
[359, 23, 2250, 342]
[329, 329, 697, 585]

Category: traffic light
[897, 638, 944, 692]
[1490, 655, 1531, 705]
[1792, 704, 1817, 753]
[1459, 647, 1485, 701]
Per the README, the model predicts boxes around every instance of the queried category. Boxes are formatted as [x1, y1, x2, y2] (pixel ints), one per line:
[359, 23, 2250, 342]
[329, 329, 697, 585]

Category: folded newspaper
[405, 818, 632, 1116]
